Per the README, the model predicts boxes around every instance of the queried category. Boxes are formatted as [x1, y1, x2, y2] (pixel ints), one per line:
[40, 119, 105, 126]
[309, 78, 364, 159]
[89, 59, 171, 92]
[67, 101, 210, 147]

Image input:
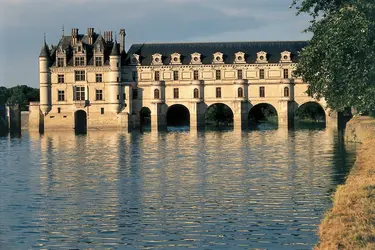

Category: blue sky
[0, 0, 311, 88]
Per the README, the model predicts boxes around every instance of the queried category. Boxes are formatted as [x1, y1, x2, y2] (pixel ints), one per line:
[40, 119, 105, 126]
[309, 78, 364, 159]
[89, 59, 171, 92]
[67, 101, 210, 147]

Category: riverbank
[315, 117, 375, 250]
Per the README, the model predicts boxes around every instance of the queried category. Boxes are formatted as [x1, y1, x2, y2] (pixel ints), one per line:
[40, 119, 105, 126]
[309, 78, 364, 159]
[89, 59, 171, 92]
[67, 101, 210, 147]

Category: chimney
[120, 28, 126, 53]
[103, 31, 113, 43]
[88, 28, 94, 44]
[71, 28, 78, 45]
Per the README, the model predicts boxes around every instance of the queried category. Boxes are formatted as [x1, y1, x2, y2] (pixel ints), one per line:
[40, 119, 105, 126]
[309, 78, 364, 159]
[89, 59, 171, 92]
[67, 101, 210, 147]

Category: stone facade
[31, 27, 338, 132]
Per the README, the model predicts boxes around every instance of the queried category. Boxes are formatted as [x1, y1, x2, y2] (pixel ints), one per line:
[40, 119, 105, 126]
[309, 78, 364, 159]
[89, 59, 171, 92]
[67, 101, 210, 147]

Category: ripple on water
[0, 129, 357, 249]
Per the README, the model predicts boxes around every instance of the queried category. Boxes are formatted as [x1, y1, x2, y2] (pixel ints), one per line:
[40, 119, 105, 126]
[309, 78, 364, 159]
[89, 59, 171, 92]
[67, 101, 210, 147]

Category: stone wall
[345, 116, 375, 143]
[21, 111, 29, 129]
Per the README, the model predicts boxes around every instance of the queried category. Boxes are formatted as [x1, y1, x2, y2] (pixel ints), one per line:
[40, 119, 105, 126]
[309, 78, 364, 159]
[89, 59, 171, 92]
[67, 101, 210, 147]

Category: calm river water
[0, 128, 357, 249]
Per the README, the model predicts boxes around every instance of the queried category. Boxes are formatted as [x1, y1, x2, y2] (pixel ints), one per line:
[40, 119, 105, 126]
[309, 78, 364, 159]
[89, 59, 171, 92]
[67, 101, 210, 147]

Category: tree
[0, 85, 39, 111]
[291, 0, 375, 112]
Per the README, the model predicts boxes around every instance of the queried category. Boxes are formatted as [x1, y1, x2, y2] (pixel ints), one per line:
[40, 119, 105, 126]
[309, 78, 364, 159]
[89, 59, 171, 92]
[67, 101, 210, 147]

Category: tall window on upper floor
[58, 90, 65, 101]
[96, 74, 103, 83]
[259, 86, 265, 97]
[173, 88, 179, 99]
[57, 57, 64, 67]
[238, 69, 243, 80]
[154, 89, 160, 99]
[95, 57, 102, 67]
[216, 87, 221, 98]
[75, 56, 85, 66]
[194, 70, 199, 80]
[75, 71, 85, 81]
[74, 86, 85, 101]
[283, 69, 289, 79]
[238, 87, 244, 98]
[58, 74, 64, 83]
[259, 69, 265, 79]
[193, 88, 199, 99]
[216, 70, 221, 80]
[96, 89, 103, 100]
[284, 87, 290, 97]
[155, 71, 160, 81]
[173, 71, 179, 81]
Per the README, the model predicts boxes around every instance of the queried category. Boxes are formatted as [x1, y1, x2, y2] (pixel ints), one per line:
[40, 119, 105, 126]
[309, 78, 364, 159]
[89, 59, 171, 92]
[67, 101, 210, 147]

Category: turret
[39, 39, 51, 114]
[109, 42, 121, 113]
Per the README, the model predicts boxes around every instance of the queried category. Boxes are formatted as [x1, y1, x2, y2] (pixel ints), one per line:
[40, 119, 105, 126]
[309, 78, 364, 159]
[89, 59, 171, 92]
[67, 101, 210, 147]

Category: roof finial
[62, 24, 65, 37]
[44, 32, 46, 43]
[114, 31, 117, 43]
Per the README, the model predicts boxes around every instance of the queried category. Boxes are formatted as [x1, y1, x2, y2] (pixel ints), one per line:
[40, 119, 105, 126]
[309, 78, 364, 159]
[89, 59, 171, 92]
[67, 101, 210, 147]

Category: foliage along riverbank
[315, 117, 375, 250]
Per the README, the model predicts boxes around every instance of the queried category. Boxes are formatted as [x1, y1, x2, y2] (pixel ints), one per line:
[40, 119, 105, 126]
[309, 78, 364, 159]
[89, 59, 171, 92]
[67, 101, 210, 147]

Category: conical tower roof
[110, 42, 120, 56]
[39, 41, 50, 58]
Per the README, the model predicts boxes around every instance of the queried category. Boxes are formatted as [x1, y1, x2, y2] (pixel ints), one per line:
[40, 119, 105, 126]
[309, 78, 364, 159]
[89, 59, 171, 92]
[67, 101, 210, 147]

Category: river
[0, 128, 357, 249]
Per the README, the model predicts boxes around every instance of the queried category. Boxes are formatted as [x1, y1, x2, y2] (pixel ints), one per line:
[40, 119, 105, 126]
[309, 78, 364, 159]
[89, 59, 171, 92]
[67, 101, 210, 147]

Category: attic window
[216, 56, 221, 61]
[174, 57, 178, 62]
[238, 56, 243, 61]
[155, 58, 160, 62]
[194, 57, 199, 61]
[284, 55, 288, 60]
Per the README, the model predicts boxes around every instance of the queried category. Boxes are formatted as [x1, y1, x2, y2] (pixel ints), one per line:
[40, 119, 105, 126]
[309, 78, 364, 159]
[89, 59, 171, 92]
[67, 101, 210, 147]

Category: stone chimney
[104, 31, 113, 43]
[119, 28, 126, 54]
[88, 28, 94, 44]
[71, 28, 79, 45]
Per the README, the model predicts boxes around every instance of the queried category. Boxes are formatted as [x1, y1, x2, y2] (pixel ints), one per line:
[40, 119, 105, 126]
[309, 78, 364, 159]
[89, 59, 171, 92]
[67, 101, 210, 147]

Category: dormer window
[190, 53, 202, 64]
[170, 53, 181, 65]
[280, 51, 292, 62]
[256, 51, 268, 63]
[234, 52, 246, 64]
[131, 54, 140, 65]
[95, 56, 102, 66]
[213, 52, 224, 64]
[75, 56, 85, 66]
[57, 57, 64, 67]
[152, 53, 163, 65]
[78, 46, 82, 52]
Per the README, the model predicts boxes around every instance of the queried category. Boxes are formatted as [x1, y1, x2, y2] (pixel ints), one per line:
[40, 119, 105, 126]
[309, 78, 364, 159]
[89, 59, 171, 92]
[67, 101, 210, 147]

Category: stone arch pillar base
[151, 103, 166, 132]
[233, 101, 248, 130]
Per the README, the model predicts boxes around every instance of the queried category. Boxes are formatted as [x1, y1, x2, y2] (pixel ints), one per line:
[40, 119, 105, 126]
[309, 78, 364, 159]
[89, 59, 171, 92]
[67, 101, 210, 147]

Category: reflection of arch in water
[295, 102, 326, 124]
[166, 104, 190, 127]
[140, 107, 151, 129]
[248, 103, 278, 124]
[74, 110, 87, 134]
[205, 103, 234, 127]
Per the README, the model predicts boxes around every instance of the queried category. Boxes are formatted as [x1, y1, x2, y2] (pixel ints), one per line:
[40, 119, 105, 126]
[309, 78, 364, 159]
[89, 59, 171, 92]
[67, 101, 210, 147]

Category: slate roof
[39, 41, 50, 58]
[126, 41, 308, 65]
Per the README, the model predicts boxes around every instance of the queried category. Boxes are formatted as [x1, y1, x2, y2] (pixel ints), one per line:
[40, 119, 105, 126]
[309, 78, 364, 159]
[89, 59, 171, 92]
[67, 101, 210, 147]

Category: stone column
[278, 100, 294, 128]
[326, 109, 338, 128]
[233, 101, 248, 130]
[190, 102, 205, 130]
[151, 102, 166, 132]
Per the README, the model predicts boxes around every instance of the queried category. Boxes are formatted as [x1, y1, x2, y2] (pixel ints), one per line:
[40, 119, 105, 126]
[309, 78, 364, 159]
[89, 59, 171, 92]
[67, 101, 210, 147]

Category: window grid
[75, 56, 85, 66]
[283, 69, 289, 79]
[96, 74, 103, 83]
[259, 69, 265, 79]
[216, 87, 221, 98]
[58, 90, 65, 101]
[259, 87, 265, 97]
[155, 71, 160, 81]
[173, 71, 179, 81]
[216, 70, 221, 80]
[154, 89, 160, 99]
[194, 70, 199, 80]
[75, 71, 85, 81]
[194, 88, 199, 99]
[95, 57, 102, 66]
[96, 89, 103, 101]
[57, 57, 64, 67]
[58, 74, 64, 83]
[238, 70, 243, 80]
[75, 86, 85, 101]
[173, 88, 179, 99]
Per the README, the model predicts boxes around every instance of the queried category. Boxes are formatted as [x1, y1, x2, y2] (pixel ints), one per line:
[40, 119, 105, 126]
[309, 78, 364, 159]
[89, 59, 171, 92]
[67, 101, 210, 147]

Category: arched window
[154, 89, 160, 99]
[238, 87, 244, 98]
[193, 88, 199, 99]
[284, 87, 289, 97]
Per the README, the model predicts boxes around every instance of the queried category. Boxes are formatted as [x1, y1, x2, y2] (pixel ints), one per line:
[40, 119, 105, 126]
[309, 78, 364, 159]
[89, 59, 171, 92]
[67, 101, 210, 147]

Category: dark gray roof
[110, 42, 120, 56]
[39, 41, 50, 58]
[126, 41, 308, 65]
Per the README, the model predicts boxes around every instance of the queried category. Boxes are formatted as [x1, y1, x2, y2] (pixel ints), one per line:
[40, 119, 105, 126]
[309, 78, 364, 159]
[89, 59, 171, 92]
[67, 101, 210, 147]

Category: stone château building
[30, 27, 337, 132]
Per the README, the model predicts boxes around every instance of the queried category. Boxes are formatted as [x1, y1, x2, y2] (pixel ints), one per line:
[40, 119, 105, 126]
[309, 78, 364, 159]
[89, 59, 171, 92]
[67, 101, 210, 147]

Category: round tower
[39, 40, 51, 114]
[109, 42, 121, 113]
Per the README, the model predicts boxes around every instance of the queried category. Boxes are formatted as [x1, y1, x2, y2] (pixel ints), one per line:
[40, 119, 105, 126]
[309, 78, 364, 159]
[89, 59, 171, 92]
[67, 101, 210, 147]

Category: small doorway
[74, 110, 87, 134]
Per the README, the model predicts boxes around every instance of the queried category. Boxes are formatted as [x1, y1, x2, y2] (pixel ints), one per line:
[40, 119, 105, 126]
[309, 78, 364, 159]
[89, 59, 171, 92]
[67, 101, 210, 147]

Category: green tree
[0, 87, 9, 105]
[292, 0, 375, 112]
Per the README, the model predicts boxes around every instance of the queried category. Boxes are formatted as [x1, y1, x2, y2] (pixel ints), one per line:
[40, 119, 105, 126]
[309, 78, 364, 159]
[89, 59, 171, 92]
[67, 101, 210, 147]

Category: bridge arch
[140, 107, 152, 129]
[166, 104, 190, 127]
[248, 103, 278, 126]
[295, 101, 326, 125]
[205, 103, 234, 128]
[74, 110, 87, 134]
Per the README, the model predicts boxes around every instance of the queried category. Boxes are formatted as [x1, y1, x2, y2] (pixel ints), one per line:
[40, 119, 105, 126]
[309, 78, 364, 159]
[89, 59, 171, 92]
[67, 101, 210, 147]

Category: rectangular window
[75, 70, 85, 81]
[101, 108, 104, 115]
[216, 70, 221, 80]
[238, 69, 243, 80]
[123, 93, 126, 100]
[95, 56, 102, 66]
[173, 71, 179, 81]
[259, 86, 265, 97]
[58, 90, 65, 101]
[193, 70, 199, 80]
[58, 74, 64, 83]
[259, 69, 265, 79]
[75, 86, 85, 101]
[132, 71, 137, 81]
[96, 73, 103, 83]
[173, 88, 179, 99]
[57, 57, 64, 67]
[216, 87, 221, 98]
[132, 89, 138, 99]
[57, 107, 61, 113]
[95, 89, 103, 101]
[155, 71, 160, 81]
[117, 95, 119, 100]
[75, 56, 85, 66]
[283, 69, 289, 79]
